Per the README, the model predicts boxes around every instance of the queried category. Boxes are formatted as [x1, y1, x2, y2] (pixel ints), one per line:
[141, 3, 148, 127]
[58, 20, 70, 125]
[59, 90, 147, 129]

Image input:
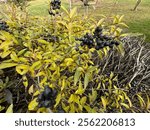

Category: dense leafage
[0, 5, 150, 113]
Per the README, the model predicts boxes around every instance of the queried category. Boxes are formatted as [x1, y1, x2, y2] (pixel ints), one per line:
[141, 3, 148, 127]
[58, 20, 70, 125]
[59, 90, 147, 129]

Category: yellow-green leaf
[54, 93, 61, 108]
[6, 104, 13, 113]
[101, 96, 107, 110]
[0, 62, 18, 70]
[28, 98, 38, 111]
[10, 52, 19, 62]
[84, 72, 90, 89]
[16, 64, 29, 75]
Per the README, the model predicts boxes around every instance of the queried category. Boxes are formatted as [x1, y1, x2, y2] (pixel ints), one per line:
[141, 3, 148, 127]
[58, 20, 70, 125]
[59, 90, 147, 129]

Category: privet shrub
[0, 4, 150, 113]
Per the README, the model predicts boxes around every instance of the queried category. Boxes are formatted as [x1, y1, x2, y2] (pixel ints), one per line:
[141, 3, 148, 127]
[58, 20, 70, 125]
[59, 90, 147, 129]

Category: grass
[0, 0, 150, 41]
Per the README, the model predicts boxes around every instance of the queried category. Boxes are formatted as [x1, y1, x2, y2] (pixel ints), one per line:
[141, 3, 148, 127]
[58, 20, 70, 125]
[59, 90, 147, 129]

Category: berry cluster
[49, 0, 61, 16]
[76, 27, 120, 50]
[76, 33, 94, 49]
[37, 86, 57, 108]
[0, 20, 9, 32]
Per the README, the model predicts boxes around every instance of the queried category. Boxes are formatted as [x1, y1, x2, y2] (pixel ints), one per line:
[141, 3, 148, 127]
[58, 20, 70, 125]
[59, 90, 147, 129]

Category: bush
[0, 4, 150, 113]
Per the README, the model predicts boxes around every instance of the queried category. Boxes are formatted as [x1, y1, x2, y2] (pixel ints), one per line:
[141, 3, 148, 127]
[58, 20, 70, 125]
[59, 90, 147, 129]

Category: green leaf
[0, 63, 18, 70]
[74, 67, 84, 86]
[84, 72, 90, 89]
[80, 96, 87, 106]
[38, 39, 49, 45]
[6, 104, 13, 113]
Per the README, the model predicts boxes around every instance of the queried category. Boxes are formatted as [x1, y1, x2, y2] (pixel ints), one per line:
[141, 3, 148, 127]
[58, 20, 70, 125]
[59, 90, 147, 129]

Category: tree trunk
[133, 0, 142, 11]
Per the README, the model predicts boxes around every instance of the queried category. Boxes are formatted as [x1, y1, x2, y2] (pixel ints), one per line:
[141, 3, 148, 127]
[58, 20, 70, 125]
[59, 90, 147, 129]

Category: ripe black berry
[37, 93, 45, 102]
[37, 86, 58, 109]
[43, 86, 52, 99]
[0, 20, 10, 32]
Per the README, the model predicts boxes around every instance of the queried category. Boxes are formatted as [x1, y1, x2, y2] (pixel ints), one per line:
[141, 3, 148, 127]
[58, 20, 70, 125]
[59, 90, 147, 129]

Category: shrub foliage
[0, 2, 150, 113]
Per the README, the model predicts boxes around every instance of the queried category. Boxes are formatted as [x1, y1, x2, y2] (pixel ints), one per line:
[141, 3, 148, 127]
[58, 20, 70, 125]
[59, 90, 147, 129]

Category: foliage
[0, 4, 150, 113]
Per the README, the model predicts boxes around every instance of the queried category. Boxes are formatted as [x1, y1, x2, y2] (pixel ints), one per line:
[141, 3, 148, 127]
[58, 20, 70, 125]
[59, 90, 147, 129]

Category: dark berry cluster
[49, 0, 61, 16]
[76, 33, 94, 49]
[37, 86, 57, 108]
[0, 20, 9, 32]
[76, 27, 120, 50]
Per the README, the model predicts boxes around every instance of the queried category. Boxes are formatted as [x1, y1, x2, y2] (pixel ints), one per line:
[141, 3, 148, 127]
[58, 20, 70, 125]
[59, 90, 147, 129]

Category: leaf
[54, 93, 61, 107]
[10, 52, 19, 62]
[74, 67, 84, 86]
[84, 72, 90, 89]
[80, 96, 87, 106]
[119, 22, 129, 28]
[84, 105, 91, 112]
[120, 103, 130, 109]
[33, 90, 40, 97]
[64, 58, 74, 66]
[1, 51, 11, 58]
[89, 88, 97, 104]
[70, 7, 77, 19]
[75, 81, 85, 95]
[119, 15, 124, 22]
[0, 62, 18, 70]
[6, 104, 13, 113]
[97, 18, 105, 26]
[38, 39, 49, 45]
[68, 94, 75, 103]
[116, 43, 124, 56]
[23, 75, 28, 87]
[28, 85, 34, 95]
[16, 64, 29, 75]
[61, 79, 66, 91]
[0, 105, 5, 112]
[101, 96, 107, 110]
[30, 61, 41, 70]
[146, 95, 150, 110]
[28, 98, 38, 111]
[136, 94, 146, 108]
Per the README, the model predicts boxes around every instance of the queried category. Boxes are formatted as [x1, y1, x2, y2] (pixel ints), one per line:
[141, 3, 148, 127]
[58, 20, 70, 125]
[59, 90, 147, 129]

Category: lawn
[27, 0, 150, 42]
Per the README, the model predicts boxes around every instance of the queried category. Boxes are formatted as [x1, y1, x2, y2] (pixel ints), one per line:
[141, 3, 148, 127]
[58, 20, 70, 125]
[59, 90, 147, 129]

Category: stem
[69, 0, 72, 12]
